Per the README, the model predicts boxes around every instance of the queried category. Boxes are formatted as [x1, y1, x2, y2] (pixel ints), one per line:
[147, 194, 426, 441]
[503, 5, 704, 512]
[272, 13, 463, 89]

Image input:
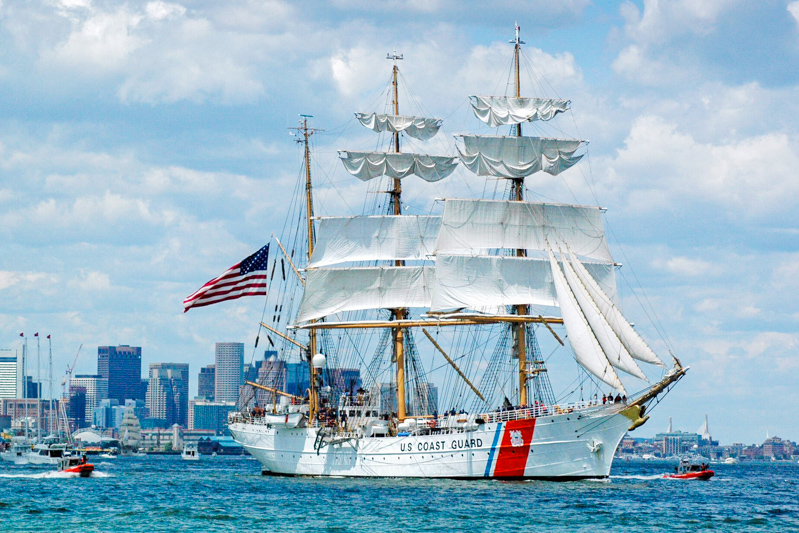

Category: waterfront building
[198, 365, 215, 400]
[215, 343, 243, 403]
[655, 429, 701, 456]
[0, 398, 59, 433]
[97, 345, 143, 402]
[0, 349, 20, 399]
[70, 375, 109, 414]
[146, 363, 189, 427]
[188, 399, 237, 434]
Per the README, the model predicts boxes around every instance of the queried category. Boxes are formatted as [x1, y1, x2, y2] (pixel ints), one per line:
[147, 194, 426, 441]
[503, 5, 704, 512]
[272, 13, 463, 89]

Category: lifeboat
[58, 456, 95, 477]
[664, 458, 714, 480]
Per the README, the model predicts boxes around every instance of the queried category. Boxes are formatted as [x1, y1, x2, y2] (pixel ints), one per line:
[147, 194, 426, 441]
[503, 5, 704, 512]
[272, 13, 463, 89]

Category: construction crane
[61, 344, 83, 398]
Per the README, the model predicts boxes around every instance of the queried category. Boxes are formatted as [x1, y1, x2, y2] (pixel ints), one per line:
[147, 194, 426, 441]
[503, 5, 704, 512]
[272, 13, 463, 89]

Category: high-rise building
[0, 350, 19, 399]
[285, 362, 310, 398]
[215, 343, 243, 403]
[198, 365, 215, 400]
[252, 356, 286, 406]
[146, 363, 189, 427]
[188, 399, 236, 434]
[67, 385, 87, 428]
[70, 375, 108, 414]
[97, 345, 142, 402]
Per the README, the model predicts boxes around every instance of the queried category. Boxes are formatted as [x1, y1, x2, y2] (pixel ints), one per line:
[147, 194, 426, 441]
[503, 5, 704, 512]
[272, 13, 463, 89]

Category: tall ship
[227, 26, 686, 479]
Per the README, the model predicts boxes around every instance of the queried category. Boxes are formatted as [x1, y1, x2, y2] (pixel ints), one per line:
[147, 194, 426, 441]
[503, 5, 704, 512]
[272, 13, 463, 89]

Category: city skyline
[2, 2, 799, 444]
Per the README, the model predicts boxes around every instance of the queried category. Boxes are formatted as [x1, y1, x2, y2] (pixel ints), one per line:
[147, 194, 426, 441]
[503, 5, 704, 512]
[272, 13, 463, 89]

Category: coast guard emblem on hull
[510, 430, 524, 447]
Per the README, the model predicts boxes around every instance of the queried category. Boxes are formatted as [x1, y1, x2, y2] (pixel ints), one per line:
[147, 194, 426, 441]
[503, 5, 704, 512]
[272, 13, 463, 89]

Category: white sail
[567, 248, 666, 367]
[297, 266, 433, 322]
[560, 253, 647, 381]
[429, 254, 616, 312]
[339, 151, 458, 182]
[470, 96, 570, 127]
[309, 216, 440, 268]
[355, 113, 442, 141]
[548, 248, 625, 393]
[434, 199, 612, 263]
[431, 254, 556, 311]
[457, 135, 584, 178]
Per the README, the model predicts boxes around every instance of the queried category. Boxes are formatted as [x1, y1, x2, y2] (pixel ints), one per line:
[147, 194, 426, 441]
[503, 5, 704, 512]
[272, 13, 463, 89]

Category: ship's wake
[0, 470, 111, 479]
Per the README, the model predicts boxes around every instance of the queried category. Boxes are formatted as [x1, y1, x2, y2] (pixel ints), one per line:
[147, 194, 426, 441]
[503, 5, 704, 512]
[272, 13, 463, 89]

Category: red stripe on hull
[493, 418, 536, 478]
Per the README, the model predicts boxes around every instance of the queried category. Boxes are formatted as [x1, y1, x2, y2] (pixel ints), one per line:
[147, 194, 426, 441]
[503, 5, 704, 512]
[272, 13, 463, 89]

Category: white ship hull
[230, 405, 637, 479]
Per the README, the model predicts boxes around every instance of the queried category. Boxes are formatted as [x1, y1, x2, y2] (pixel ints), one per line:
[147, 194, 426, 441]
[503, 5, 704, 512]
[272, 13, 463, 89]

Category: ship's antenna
[289, 114, 324, 423]
[386, 49, 408, 421]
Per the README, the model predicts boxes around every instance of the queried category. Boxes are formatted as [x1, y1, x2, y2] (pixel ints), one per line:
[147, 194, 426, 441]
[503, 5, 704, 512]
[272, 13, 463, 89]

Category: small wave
[610, 474, 665, 481]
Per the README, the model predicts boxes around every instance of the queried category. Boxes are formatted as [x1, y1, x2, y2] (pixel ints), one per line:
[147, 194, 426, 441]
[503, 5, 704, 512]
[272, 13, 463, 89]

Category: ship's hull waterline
[230, 405, 638, 479]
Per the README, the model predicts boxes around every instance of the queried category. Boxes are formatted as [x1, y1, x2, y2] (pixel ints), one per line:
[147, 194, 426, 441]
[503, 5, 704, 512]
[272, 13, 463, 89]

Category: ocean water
[1, 455, 797, 532]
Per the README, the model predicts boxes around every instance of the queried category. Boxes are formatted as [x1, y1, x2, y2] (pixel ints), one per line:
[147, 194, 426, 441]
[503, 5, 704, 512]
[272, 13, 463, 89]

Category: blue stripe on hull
[484, 422, 503, 477]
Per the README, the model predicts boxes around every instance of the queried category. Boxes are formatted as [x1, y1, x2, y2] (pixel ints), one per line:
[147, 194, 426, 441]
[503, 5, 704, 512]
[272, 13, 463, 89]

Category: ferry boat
[216, 25, 687, 480]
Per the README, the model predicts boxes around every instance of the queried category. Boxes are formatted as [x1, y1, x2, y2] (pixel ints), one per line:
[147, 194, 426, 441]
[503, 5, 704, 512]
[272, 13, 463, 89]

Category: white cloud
[600, 115, 799, 217]
[620, 0, 738, 46]
[655, 256, 712, 277]
[68, 270, 113, 292]
[789, 2, 799, 27]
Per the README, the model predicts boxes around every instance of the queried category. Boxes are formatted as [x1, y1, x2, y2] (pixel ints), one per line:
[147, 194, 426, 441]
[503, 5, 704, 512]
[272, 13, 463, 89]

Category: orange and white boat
[57, 456, 94, 477]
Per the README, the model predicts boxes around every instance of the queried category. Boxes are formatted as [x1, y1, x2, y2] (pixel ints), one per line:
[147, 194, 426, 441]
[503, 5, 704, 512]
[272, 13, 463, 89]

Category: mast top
[510, 23, 525, 47]
[387, 50, 404, 64]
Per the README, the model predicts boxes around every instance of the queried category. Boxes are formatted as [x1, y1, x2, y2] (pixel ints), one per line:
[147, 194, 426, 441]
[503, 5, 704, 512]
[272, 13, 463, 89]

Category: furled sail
[457, 135, 584, 178]
[470, 96, 570, 127]
[309, 215, 441, 268]
[339, 151, 458, 182]
[548, 248, 625, 393]
[355, 113, 442, 141]
[429, 254, 616, 313]
[297, 266, 433, 322]
[560, 253, 647, 381]
[434, 199, 612, 263]
[567, 248, 666, 367]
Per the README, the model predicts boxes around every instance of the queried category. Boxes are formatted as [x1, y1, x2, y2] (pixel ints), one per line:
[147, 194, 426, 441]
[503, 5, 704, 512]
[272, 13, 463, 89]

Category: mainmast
[511, 24, 529, 406]
[388, 50, 407, 421]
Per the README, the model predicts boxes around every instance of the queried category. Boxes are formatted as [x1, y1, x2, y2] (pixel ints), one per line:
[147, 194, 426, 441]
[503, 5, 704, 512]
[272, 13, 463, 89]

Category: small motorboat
[665, 458, 714, 480]
[58, 456, 94, 477]
[181, 443, 200, 461]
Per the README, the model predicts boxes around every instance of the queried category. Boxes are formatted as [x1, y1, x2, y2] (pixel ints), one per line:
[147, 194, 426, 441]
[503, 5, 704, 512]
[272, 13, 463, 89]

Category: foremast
[294, 115, 321, 423]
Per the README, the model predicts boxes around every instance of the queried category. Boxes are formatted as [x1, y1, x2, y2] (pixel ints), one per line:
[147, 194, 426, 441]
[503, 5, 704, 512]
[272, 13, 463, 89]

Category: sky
[1, 0, 799, 445]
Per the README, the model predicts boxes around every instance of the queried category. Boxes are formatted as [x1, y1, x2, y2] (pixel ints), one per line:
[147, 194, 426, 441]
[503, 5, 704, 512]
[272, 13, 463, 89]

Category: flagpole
[48, 335, 53, 435]
[36, 333, 41, 443]
[20, 334, 28, 441]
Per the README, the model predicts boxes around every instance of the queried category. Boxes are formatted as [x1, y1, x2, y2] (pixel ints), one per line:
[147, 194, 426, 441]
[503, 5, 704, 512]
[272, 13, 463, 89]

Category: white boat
[26, 438, 73, 465]
[220, 25, 687, 480]
[99, 452, 117, 459]
[1, 440, 32, 465]
[181, 443, 200, 461]
[262, 412, 305, 428]
[723, 457, 738, 465]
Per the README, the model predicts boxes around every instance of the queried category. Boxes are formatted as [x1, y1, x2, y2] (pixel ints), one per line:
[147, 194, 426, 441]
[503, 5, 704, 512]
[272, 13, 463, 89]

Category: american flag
[183, 244, 270, 313]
